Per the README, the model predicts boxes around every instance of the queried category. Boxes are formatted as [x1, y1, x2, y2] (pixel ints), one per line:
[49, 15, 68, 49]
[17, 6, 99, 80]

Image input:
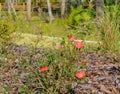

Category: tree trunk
[61, 0, 66, 18]
[0, 3, 1, 18]
[96, 0, 104, 19]
[10, 0, 17, 17]
[77, 0, 81, 6]
[6, 0, 17, 19]
[46, 0, 54, 22]
[26, 0, 31, 21]
[7, 0, 11, 15]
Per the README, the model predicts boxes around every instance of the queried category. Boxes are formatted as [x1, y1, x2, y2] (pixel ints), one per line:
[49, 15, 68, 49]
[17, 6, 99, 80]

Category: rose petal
[40, 66, 49, 72]
[75, 41, 83, 49]
[75, 71, 86, 79]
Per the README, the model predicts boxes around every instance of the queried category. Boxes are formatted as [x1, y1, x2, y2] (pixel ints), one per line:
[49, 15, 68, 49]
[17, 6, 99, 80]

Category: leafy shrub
[104, 0, 117, 6]
[17, 36, 85, 94]
[68, 6, 95, 26]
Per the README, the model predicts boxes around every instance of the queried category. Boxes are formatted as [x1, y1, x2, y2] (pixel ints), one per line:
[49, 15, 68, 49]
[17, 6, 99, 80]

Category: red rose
[75, 71, 86, 79]
[40, 66, 49, 72]
[75, 41, 83, 49]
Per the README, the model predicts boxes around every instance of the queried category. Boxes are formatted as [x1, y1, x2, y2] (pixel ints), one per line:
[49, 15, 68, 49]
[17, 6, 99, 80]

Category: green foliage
[68, 6, 95, 26]
[50, 0, 59, 2]
[98, 5, 120, 54]
[0, 0, 25, 2]
[0, 19, 16, 45]
[0, 0, 4, 2]
[104, 0, 118, 6]
[17, 37, 83, 94]
[19, 86, 34, 94]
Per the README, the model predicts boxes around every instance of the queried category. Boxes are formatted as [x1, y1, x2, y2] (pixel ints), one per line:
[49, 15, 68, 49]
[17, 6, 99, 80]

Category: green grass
[15, 11, 99, 41]
[13, 33, 61, 49]
[16, 12, 69, 37]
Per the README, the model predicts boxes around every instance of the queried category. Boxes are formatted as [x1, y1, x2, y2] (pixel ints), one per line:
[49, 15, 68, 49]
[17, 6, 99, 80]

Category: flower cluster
[69, 35, 84, 49]
[39, 35, 85, 79]
[69, 35, 86, 79]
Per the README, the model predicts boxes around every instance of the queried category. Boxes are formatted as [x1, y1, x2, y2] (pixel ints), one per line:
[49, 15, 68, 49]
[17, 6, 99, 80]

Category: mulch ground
[73, 52, 120, 94]
[0, 45, 120, 94]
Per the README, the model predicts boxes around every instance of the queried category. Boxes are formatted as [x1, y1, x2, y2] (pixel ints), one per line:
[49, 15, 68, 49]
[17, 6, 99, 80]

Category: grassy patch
[13, 33, 61, 49]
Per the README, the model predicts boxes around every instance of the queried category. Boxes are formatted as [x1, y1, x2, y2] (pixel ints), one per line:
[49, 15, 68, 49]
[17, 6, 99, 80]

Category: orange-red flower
[69, 36, 74, 42]
[75, 41, 83, 49]
[75, 71, 86, 79]
[40, 66, 49, 72]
